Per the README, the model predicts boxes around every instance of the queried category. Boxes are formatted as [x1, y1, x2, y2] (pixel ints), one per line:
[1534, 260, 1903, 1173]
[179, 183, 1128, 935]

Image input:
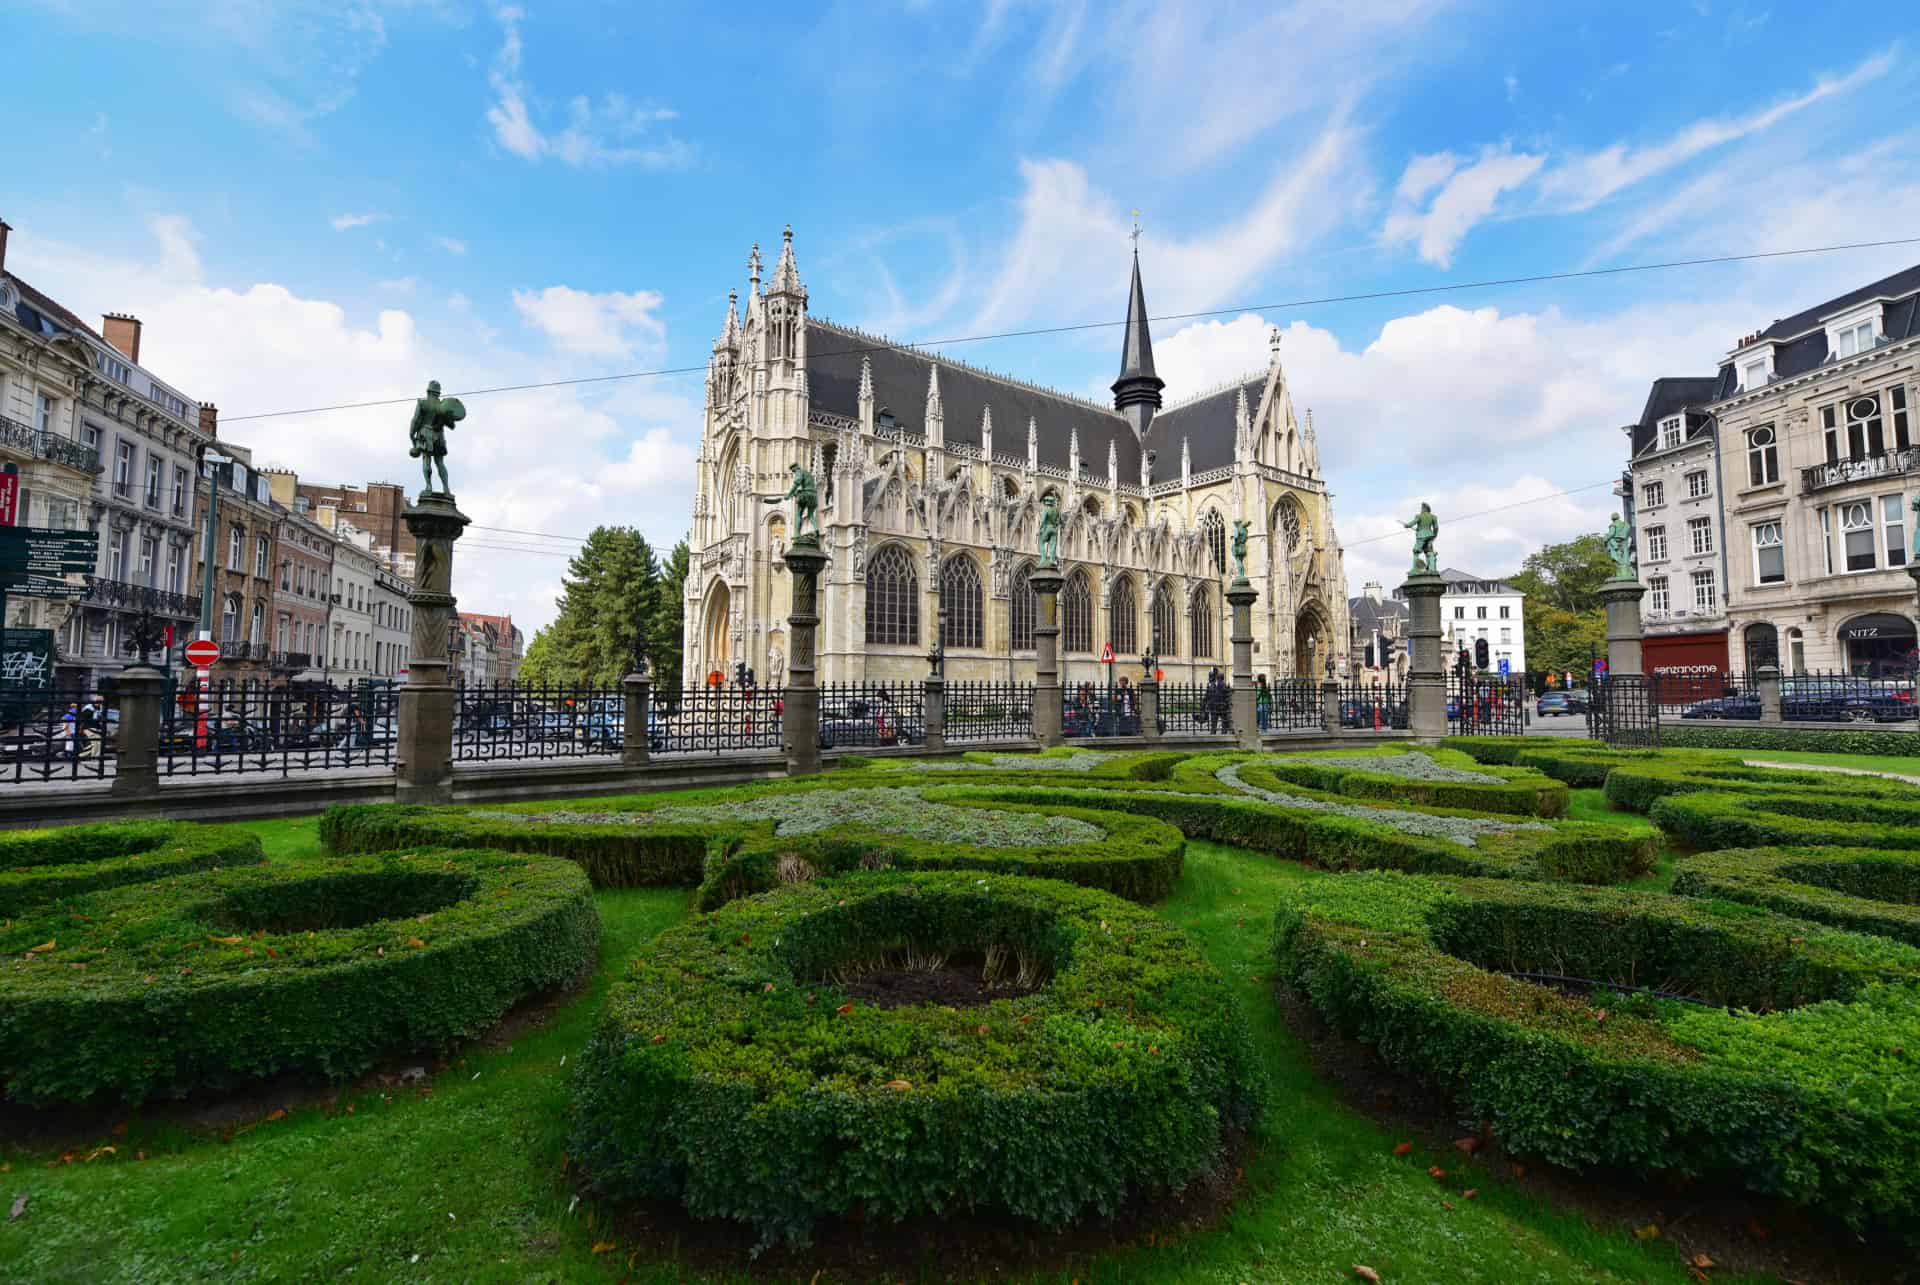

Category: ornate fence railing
[1336, 676, 1405, 730]
[944, 682, 1034, 743]
[816, 682, 925, 750]
[1265, 676, 1320, 732]
[0, 687, 114, 783]
[1155, 680, 1241, 736]
[159, 680, 398, 776]
[1660, 668, 1917, 723]
[1447, 674, 1527, 737]
[1064, 681, 1145, 738]
[454, 680, 624, 761]
[650, 685, 785, 754]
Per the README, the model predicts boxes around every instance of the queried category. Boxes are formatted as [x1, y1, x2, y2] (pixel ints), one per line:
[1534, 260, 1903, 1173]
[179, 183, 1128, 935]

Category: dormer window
[1741, 358, 1770, 391]
[1656, 415, 1683, 450]
[877, 408, 896, 431]
[1824, 302, 1882, 361]
[1833, 320, 1876, 359]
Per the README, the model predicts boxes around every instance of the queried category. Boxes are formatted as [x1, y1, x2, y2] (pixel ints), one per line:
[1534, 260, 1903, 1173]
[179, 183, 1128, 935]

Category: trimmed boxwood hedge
[1661, 724, 1920, 756]
[0, 848, 598, 1105]
[1674, 846, 1920, 946]
[1600, 757, 1918, 816]
[1274, 871, 1920, 1237]
[570, 870, 1262, 1251]
[1254, 747, 1569, 817]
[0, 821, 264, 916]
[1651, 786, 1920, 852]
[1448, 734, 1603, 765]
[321, 803, 714, 887]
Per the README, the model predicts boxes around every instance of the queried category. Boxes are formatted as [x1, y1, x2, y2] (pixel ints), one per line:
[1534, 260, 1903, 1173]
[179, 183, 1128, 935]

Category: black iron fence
[650, 684, 785, 754]
[1065, 681, 1145, 737]
[1, 688, 114, 783]
[1447, 673, 1527, 736]
[1589, 674, 1660, 747]
[1664, 668, 1917, 723]
[944, 682, 1034, 743]
[1157, 680, 1238, 736]
[1337, 676, 1406, 730]
[454, 681, 624, 761]
[160, 680, 398, 776]
[816, 682, 925, 750]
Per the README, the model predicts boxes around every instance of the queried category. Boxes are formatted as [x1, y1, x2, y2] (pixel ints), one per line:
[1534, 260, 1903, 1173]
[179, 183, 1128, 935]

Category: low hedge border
[1603, 757, 1920, 817]
[570, 870, 1263, 1251]
[1274, 871, 1920, 1237]
[865, 747, 1192, 781]
[1257, 747, 1569, 817]
[1447, 735, 1604, 765]
[1661, 725, 1920, 756]
[1650, 787, 1920, 852]
[1673, 846, 1920, 946]
[0, 821, 265, 917]
[322, 803, 717, 888]
[0, 848, 598, 1106]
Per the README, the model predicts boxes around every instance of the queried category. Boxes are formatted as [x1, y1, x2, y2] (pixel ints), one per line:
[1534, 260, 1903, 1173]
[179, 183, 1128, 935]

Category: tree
[1523, 603, 1607, 680]
[650, 539, 691, 692]
[518, 527, 661, 687]
[1507, 533, 1614, 613]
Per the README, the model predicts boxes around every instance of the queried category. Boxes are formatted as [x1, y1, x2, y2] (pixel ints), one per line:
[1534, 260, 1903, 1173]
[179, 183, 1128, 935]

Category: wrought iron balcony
[272, 650, 313, 669]
[1800, 447, 1920, 495]
[82, 575, 198, 618]
[0, 413, 102, 472]
[219, 639, 268, 660]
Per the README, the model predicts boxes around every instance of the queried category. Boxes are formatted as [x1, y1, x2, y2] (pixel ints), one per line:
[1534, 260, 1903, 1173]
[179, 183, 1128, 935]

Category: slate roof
[1144, 379, 1265, 479]
[3, 269, 105, 344]
[1713, 261, 1920, 397]
[1627, 375, 1719, 459]
[1348, 594, 1408, 632]
[1439, 567, 1523, 594]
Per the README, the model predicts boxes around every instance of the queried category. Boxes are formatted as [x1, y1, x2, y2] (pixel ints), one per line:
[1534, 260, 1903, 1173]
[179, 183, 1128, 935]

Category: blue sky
[5, 0, 1918, 631]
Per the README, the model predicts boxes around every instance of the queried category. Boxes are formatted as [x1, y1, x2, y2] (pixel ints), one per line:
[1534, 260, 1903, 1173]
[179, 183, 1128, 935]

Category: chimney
[1364, 581, 1383, 603]
[198, 402, 218, 438]
[102, 313, 143, 364]
[0, 219, 11, 273]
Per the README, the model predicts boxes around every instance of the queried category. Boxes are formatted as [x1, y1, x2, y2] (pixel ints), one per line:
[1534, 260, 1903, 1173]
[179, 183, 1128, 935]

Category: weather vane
[1130, 209, 1142, 249]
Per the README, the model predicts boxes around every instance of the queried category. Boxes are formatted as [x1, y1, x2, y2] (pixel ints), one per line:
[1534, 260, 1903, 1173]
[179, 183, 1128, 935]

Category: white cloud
[485, 7, 692, 170]
[434, 236, 468, 255]
[330, 212, 385, 231]
[1382, 146, 1545, 267]
[376, 276, 417, 294]
[512, 285, 667, 358]
[1503, 74, 1518, 102]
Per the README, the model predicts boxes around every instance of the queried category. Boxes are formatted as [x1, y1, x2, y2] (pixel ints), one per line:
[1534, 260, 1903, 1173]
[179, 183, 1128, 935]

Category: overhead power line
[219, 235, 1920, 425]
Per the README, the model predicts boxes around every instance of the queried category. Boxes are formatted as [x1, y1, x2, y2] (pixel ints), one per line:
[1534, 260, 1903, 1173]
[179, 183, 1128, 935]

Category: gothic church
[683, 228, 1350, 688]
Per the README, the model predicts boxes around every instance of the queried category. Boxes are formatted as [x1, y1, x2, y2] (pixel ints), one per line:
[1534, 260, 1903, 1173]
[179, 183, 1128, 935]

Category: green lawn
[1723, 749, 1920, 779]
[0, 818, 1752, 1283]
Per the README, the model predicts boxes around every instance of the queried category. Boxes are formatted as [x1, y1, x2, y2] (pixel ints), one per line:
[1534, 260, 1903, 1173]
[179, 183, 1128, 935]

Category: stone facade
[189, 443, 280, 683]
[373, 565, 411, 680]
[1622, 376, 1729, 672]
[271, 513, 333, 682]
[682, 229, 1350, 690]
[1435, 569, 1528, 675]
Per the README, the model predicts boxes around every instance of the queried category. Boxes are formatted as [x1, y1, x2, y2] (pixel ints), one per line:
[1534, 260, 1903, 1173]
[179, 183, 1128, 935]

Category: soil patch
[838, 959, 1039, 1010]
[1273, 982, 1904, 1285]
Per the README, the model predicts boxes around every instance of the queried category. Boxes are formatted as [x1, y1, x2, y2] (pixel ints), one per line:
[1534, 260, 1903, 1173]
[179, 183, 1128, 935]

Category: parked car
[1536, 693, 1570, 717]
[1340, 697, 1408, 729]
[1564, 689, 1590, 714]
[818, 697, 924, 749]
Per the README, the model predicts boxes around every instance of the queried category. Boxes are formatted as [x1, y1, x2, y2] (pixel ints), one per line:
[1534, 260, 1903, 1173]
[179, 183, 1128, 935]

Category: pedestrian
[78, 695, 104, 760]
[1255, 674, 1271, 731]
[874, 689, 895, 745]
[1116, 676, 1136, 734]
[61, 702, 78, 758]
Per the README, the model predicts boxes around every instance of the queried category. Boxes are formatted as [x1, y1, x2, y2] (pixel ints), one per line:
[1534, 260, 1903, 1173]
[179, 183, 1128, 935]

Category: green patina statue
[408, 380, 465, 496]
[1604, 512, 1636, 580]
[1230, 519, 1251, 581]
[1403, 502, 1438, 575]
[1037, 493, 1061, 568]
[767, 462, 819, 540]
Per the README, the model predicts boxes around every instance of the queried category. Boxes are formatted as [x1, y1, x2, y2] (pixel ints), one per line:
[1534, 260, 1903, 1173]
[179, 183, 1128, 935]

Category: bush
[0, 848, 598, 1106]
[1651, 787, 1920, 851]
[0, 821, 264, 916]
[1253, 747, 1569, 817]
[1674, 846, 1920, 946]
[322, 803, 715, 888]
[570, 871, 1263, 1251]
[1509, 746, 1669, 789]
[1660, 725, 1920, 755]
[1274, 871, 1920, 1237]
[1597, 756, 1907, 816]
[1447, 735, 1603, 766]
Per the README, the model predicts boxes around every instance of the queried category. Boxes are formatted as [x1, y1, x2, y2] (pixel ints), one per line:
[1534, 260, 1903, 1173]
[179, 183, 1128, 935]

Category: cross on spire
[1129, 209, 1142, 250]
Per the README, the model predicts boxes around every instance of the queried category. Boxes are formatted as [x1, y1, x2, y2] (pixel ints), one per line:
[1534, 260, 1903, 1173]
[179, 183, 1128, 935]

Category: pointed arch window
[939, 554, 983, 649]
[865, 544, 919, 646]
[1151, 580, 1177, 657]
[1010, 562, 1036, 651]
[1061, 568, 1093, 654]
[1201, 510, 1226, 575]
[1276, 498, 1303, 553]
[1188, 584, 1214, 659]
[1109, 575, 1137, 655]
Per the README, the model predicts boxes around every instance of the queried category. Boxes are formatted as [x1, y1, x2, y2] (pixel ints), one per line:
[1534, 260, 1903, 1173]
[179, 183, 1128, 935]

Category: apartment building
[189, 442, 281, 683]
[1435, 568, 1526, 674]
[1622, 377, 1729, 677]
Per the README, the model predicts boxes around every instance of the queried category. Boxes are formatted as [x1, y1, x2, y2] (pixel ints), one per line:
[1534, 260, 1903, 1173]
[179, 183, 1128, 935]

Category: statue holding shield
[408, 380, 465, 496]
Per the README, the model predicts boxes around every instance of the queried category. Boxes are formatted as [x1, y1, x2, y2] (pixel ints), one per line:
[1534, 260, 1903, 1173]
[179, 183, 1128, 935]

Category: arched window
[1151, 580, 1177, 657]
[1744, 622, 1779, 672]
[1188, 584, 1214, 659]
[1061, 568, 1093, 653]
[939, 554, 983, 649]
[865, 544, 919, 646]
[220, 594, 241, 643]
[1201, 510, 1226, 575]
[1110, 575, 1137, 655]
[1275, 497, 1304, 553]
[1010, 562, 1036, 651]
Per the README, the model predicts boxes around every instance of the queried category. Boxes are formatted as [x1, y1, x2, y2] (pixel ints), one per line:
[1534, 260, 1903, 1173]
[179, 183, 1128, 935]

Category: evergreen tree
[517, 527, 661, 686]
[650, 539, 691, 692]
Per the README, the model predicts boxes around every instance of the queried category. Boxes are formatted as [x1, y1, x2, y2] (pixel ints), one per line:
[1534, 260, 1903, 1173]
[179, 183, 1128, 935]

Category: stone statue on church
[1037, 493, 1061, 568]
[1604, 512, 1635, 580]
[1403, 502, 1438, 575]
[407, 380, 465, 496]
[766, 462, 819, 541]
[1230, 519, 1251, 581]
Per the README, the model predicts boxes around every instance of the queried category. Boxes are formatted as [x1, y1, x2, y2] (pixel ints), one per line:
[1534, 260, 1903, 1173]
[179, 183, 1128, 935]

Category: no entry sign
[184, 638, 221, 668]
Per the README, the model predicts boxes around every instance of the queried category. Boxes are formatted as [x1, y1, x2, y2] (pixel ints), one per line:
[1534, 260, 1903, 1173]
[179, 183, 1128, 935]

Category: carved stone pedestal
[1599, 578, 1647, 678]
[1400, 572, 1447, 745]
[396, 492, 470, 805]
[1030, 566, 1064, 746]
[1226, 579, 1259, 750]
[782, 539, 829, 776]
[110, 664, 166, 798]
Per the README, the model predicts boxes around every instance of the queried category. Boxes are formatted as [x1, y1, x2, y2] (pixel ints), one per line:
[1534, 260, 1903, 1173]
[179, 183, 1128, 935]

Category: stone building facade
[1622, 376, 1731, 678]
[189, 442, 280, 683]
[373, 565, 411, 680]
[682, 229, 1350, 689]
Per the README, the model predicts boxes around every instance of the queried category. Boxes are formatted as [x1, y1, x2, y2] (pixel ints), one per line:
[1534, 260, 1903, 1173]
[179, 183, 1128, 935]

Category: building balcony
[82, 575, 198, 618]
[1645, 607, 1727, 629]
[0, 414, 101, 473]
[1800, 447, 1920, 496]
[272, 651, 313, 670]
[219, 639, 269, 660]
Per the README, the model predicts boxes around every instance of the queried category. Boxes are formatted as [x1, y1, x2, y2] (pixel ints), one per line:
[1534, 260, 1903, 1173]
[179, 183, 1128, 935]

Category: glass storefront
[1839, 612, 1918, 678]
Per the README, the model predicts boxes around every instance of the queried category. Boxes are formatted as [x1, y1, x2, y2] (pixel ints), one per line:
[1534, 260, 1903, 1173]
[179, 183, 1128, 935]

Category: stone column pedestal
[1321, 679, 1341, 735]
[622, 671, 651, 768]
[1227, 579, 1260, 750]
[110, 664, 166, 798]
[1599, 578, 1647, 679]
[1139, 676, 1161, 742]
[1030, 566, 1064, 746]
[782, 540, 829, 776]
[1755, 665, 1782, 723]
[1400, 572, 1448, 745]
[396, 493, 471, 805]
[924, 678, 946, 752]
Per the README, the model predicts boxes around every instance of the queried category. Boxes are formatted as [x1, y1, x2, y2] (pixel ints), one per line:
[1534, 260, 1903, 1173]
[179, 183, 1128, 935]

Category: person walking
[60, 702, 78, 759]
[1255, 674, 1271, 732]
[77, 695, 104, 760]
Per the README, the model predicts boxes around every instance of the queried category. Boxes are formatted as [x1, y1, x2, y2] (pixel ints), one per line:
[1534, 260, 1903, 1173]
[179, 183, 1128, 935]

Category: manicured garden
[2, 742, 1915, 1281]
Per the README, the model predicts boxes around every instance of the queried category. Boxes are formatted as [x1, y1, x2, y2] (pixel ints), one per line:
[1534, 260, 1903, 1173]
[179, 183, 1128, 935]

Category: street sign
[1, 628, 53, 690]
[1593, 658, 1608, 676]
[1497, 658, 1510, 677]
[184, 638, 221, 668]
[0, 527, 99, 575]
[1100, 642, 1114, 663]
[0, 473, 17, 527]
[11, 576, 86, 602]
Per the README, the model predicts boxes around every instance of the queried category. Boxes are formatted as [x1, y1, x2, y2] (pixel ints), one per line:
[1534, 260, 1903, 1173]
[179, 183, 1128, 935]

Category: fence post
[110, 664, 165, 798]
[1139, 674, 1161, 742]
[782, 540, 828, 776]
[1400, 571, 1447, 745]
[622, 668, 651, 767]
[1226, 579, 1260, 750]
[1321, 679, 1341, 735]
[395, 493, 470, 805]
[923, 678, 946, 752]
[1755, 664, 1782, 724]
[1030, 566, 1065, 746]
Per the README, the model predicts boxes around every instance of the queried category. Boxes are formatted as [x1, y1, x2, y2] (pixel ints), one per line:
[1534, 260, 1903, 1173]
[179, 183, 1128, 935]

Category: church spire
[1111, 247, 1165, 443]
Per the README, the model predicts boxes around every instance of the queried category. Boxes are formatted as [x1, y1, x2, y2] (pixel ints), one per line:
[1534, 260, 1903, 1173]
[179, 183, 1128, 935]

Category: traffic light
[1474, 637, 1490, 671]
[1364, 641, 1376, 669]
[733, 661, 748, 687]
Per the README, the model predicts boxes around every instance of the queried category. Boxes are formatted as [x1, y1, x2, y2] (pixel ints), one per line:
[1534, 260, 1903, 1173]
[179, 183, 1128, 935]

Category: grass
[1724, 749, 1920, 779]
[0, 817, 1759, 1283]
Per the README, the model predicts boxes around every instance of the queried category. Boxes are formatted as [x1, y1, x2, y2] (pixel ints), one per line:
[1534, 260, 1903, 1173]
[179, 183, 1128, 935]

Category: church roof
[1145, 377, 1265, 478]
[1114, 251, 1161, 387]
